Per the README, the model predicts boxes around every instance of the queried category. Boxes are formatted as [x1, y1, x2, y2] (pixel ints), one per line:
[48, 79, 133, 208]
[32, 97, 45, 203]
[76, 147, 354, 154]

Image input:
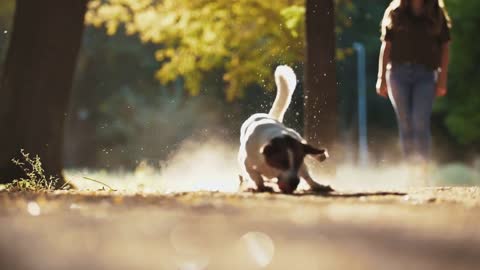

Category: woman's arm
[436, 42, 450, 97]
[376, 41, 391, 97]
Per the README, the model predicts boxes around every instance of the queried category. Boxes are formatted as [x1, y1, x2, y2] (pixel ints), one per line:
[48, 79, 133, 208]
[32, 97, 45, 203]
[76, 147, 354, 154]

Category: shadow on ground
[0, 187, 479, 270]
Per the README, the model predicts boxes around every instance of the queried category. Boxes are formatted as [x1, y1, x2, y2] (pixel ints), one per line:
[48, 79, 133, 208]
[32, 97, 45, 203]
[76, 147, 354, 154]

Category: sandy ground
[1, 187, 480, 270]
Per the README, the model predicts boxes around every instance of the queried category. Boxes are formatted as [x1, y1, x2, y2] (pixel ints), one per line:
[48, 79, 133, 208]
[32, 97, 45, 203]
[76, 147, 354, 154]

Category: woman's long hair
[382, 0, 451, 35]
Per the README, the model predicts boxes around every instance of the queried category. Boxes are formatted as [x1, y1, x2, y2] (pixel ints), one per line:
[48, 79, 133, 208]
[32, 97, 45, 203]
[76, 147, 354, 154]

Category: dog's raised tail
[269, 65, 297, 122]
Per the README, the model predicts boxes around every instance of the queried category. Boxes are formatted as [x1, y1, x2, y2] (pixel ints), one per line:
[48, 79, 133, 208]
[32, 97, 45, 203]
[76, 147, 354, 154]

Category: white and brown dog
[238, 65, 333, 193]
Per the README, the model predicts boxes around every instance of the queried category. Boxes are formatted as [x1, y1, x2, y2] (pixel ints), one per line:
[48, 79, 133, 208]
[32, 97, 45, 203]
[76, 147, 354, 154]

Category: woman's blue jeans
[386, 63, 436, 162]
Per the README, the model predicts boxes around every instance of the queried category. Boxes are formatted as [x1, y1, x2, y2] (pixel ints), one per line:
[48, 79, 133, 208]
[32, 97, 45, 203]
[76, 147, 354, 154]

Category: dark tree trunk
[0, 0, 87, 186]
[304, 0, 337, 174]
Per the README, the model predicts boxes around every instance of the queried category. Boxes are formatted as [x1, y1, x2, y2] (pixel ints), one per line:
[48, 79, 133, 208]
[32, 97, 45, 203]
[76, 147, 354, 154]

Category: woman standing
[376, 0, 451, 165]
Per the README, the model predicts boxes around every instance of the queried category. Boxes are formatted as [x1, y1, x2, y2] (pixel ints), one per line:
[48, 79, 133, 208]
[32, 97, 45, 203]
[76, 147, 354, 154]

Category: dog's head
[261, 135, 328, 194]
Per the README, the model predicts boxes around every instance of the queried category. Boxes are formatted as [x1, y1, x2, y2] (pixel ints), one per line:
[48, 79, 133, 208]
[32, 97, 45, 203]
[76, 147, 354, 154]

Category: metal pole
[353, 42, 368, 166]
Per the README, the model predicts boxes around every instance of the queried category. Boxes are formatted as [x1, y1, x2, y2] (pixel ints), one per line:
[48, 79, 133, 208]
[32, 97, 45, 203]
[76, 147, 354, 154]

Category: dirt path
[1, 187, 480, 270]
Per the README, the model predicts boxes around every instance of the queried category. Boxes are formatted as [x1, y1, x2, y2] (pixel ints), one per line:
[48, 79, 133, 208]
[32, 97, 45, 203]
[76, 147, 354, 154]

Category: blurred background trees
[85, 0, 352, 101]
[85, 0, 306, 101]
[0, 0, 478, 171]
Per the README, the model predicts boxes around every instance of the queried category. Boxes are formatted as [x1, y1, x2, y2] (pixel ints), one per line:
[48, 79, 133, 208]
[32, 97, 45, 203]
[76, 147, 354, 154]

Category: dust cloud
[137, 139, 424, 193]
[69, 138, 479, 192]
[159, 138, 240, 193]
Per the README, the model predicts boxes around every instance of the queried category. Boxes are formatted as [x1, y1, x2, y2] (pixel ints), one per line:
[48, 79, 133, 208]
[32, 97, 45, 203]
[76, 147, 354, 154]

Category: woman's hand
[436, 77, 447, 97]
[376, 76, 388, 97]
[436, 86, 447, 97]
[376, 42, 391, 98]
[437, 43, 450, 97]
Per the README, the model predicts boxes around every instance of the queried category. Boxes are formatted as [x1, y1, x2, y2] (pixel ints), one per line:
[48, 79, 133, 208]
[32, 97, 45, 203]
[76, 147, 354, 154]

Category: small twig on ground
[82, 177, 115, 191]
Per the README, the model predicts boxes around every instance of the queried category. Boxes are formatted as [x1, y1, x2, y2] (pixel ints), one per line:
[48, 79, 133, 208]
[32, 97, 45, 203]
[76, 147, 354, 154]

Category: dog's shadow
[293, 190, 407, 198]
[238, 178, 407, 198]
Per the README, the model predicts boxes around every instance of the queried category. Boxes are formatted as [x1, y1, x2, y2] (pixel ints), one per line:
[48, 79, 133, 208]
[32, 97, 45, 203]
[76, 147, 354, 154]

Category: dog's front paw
[257, 185, 275, 193]
[308, 183, 334, 193]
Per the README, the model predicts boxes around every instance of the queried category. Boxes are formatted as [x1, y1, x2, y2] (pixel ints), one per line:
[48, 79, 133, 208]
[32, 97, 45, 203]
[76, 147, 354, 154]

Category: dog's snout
[278, 171, 300, 194]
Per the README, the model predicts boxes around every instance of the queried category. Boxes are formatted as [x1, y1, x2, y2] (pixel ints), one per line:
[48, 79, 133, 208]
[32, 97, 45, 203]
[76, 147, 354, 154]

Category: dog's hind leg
[299, 165, 334, 193]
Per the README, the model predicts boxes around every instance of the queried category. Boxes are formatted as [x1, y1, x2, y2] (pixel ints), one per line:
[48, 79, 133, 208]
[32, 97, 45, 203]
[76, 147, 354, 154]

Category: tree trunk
[304, 0, 337, 175]
[0, 0, 87, 186]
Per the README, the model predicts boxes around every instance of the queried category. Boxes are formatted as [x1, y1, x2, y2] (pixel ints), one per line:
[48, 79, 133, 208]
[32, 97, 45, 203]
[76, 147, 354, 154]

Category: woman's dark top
[381, 9, 451, 70]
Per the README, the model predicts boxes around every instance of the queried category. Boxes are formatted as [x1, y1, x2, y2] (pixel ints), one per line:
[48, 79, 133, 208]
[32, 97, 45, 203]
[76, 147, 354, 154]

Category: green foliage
[0, 0, 14, 26]
[86, 0, 353, 101]
[435, 0, 480, 145]
[86, 0, 302, 100]
[0, 0, 15, 73]
[5, 150, 70, 192]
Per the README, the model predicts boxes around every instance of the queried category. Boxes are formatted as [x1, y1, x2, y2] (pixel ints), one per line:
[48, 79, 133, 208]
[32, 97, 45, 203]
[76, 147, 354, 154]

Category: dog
[238, 65, 333, 194]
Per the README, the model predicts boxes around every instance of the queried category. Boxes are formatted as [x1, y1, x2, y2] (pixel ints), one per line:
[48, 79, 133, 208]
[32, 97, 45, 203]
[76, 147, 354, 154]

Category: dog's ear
[260, 137, 284, 156]
[303, 143, 329, 162]
[260, 143, 274, 156]
[261, 138, 291, 170]
[302, 144, 326, 155]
